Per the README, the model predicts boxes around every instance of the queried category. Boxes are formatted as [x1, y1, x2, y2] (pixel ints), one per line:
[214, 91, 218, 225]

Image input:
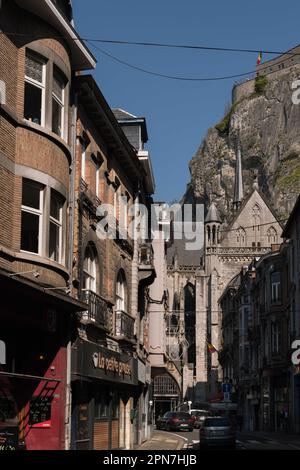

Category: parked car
[199, 416, 236, 449]
[190, 409, 211, 429]
[156, 411, 194, 432]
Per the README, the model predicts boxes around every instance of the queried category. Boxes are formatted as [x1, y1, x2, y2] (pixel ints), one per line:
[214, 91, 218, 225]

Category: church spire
[233, 140, 244, 211]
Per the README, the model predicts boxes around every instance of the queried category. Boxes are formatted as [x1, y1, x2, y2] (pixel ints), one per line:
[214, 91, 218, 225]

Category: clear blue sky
[73, 0, 300, 203]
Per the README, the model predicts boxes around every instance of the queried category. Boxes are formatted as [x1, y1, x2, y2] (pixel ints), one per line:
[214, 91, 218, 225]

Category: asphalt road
[159, 428, 300, 450]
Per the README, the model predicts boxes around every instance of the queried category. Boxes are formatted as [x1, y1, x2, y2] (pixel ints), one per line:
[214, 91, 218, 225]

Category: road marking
[247, 440, 261, 445]
[165, 432, 189, 442]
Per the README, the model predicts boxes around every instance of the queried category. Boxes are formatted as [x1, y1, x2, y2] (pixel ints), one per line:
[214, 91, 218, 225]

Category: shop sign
[73, 341, 138, 385]
[29, 396, 52, 428]
[0, 427, 18, 451]
[0, 341, 5, 365]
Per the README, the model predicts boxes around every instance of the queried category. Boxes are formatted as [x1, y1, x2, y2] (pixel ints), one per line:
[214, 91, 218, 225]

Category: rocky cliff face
[188, 67, 300, 220]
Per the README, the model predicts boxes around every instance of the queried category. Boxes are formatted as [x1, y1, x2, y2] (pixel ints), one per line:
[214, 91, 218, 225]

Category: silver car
[200, 416, 236, 449]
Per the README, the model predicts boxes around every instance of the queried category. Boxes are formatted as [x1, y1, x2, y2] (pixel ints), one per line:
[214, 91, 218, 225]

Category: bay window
[52, 68, 66, 138]
[49, 190, 63, 263]
[21, 179, 44, 254]
[24, 52, 46, 126]
[20, 178, 66, 264]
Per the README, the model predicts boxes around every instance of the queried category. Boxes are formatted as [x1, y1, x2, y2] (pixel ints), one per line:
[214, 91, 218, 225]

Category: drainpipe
[65, 90, 78, 450]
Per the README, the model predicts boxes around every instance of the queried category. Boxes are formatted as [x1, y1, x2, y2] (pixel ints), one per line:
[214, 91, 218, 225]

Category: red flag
[257, 51, 262, 65]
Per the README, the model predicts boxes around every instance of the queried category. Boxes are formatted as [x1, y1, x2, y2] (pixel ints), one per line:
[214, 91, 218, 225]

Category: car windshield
[204, 418, 230, 427]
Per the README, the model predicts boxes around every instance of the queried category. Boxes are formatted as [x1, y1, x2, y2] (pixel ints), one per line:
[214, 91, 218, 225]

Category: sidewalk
[238, 430, 300, 444]
[135, 431, 186, 450]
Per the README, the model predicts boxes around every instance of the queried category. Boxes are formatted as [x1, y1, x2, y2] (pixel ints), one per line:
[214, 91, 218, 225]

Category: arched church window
[252, 203, 261, 225]
[207, 225, 211, 242]
[212, 225, 216, 244]
[236, 227, 246, 246]
[267, 226, 278, 244]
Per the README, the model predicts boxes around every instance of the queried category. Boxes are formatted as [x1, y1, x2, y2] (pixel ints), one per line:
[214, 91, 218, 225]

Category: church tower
[205, 201, 222, 274]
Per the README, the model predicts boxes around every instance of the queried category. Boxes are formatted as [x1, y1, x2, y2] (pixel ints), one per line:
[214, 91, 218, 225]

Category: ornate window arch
[236, 227, 246, 246]
[267, 226, 278, 244]
[116, 269, 128, 312]
[83, 243, 98, 293]
[252, 203, 261, 227]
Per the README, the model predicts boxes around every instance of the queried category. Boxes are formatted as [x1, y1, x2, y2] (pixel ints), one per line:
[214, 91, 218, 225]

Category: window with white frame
[21, 179, 44, 254]
[91, 154, 101, 198]
[49, 190, 64, 263]
[116, 270, 127, 312]
[24, 52, 46, 126]
[52, 67, 66, 138]
[271, 321, 281, 354]
[83, 245, 97, 293]
[271, 271, 281, 303]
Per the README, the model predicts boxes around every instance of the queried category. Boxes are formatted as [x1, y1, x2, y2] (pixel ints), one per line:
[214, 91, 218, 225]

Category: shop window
[94, 394, 109, 419]
[52, 67, 66, 138]
[24, 52, 46, 126]
[21, 179, 44, 254]
[49, 190, 64, 263]
[111, 393, 119, 419]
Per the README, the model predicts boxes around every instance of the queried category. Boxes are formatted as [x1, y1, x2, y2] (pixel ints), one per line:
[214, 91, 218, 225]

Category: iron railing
[115, 310, 135, 341]
[81, 290, 112, 331]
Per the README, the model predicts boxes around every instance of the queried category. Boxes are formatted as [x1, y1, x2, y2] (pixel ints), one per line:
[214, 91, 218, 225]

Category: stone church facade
[167, 146, 282, 403]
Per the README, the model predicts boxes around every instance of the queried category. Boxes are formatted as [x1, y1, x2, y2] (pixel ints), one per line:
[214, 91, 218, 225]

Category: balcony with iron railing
[115, 310, 135, 342]
[80, 290, 113, 332]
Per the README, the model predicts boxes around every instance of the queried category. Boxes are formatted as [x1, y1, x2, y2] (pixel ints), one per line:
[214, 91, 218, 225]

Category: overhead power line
[1, 31, 299, 56]
[2, 31, 300, 81]
[87, 40, 297, 82]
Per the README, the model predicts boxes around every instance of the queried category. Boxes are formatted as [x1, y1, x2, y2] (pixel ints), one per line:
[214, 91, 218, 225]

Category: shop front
[71, 339, 138, 450]
[0, 271, 85, 450]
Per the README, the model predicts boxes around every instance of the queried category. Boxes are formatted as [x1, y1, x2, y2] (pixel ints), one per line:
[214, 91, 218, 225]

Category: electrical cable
[2, 31, 299, 82]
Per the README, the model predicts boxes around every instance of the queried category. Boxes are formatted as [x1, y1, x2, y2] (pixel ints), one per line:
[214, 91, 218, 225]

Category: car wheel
[188, 428, 193, 432]
[166, 424, 171, 432]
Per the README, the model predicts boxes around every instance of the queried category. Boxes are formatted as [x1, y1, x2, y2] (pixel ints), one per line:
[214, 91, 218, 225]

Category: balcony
[138, 243, 156, 286]
[81, 290, 113, 331]
[115, 310, 135, 342]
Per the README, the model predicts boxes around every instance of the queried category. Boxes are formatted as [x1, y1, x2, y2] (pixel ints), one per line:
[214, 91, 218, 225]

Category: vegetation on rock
[254, 75, 268, 95]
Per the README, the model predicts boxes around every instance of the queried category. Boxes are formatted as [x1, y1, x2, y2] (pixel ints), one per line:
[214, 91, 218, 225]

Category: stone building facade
[70, 78, 156, 450]
[167, 143, 282, 403]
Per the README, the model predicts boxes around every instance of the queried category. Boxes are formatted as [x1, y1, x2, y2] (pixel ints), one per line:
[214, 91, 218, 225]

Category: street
[152, 429, 300, 451]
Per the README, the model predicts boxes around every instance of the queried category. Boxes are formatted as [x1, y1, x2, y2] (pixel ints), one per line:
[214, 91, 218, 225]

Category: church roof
[205, 202, 222, 223]
[223, 184, 282, 238]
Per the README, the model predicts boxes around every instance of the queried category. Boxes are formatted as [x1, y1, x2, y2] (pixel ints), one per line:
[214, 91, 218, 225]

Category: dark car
[190, 409, 211, 429]
[200, 416, 236, 449]
[156, 411, 194, 432]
